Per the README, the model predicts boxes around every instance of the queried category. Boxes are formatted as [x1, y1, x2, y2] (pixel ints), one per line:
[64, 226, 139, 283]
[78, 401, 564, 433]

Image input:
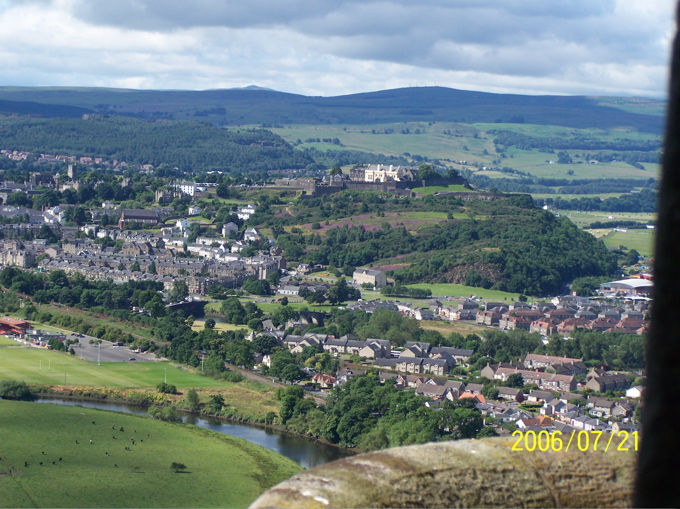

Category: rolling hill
[0, 86, 665, 132]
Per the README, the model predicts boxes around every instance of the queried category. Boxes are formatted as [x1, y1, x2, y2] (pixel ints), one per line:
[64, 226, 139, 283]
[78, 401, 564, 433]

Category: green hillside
[0, 399, 302, 508]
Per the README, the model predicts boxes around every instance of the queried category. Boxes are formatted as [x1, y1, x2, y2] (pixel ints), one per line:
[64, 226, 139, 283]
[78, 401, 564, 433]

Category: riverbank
[34, 386, 354, 457]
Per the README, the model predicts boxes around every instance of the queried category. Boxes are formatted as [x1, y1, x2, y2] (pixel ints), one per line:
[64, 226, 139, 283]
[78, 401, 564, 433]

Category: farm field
[0, 399, 302, 508]
[269, 122, 661, 180]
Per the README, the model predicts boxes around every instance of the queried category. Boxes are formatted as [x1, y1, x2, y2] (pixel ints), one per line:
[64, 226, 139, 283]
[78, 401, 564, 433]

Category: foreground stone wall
[250, 436, 636, 508]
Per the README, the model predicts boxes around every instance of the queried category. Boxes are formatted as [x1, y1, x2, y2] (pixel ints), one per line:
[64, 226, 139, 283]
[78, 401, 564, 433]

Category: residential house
[586, 373, 631, 393]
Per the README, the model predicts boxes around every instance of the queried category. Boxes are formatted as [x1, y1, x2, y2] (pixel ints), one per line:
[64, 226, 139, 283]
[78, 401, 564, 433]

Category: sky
[0, 0, 675, 98]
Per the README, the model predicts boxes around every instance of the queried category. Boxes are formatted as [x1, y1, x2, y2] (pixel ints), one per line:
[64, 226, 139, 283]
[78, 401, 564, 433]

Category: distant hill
[0, 86, 664, 133]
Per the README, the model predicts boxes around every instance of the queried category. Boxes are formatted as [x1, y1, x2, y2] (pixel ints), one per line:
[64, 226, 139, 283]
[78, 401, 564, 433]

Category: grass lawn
[0, 399, 302, 508]
[0, 335, 20, 346]
[419, 320, 488, 337]
[0, 347, 230, 388]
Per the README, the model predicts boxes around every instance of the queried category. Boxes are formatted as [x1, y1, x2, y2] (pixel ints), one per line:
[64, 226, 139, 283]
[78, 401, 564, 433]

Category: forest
[0, 115, 312, 172]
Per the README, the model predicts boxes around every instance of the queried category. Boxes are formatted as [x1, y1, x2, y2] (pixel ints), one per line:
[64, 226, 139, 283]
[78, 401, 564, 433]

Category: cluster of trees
[277, 374, 487, 450]
[0, 268, 167, 316]
[536, 189, 657, 213]
[467, 173, 657, 198]
[300, 278, 361, 305]
[0, 380, 38, 401]
[220, 297, 264, 329]
[489, 129, 661, 153]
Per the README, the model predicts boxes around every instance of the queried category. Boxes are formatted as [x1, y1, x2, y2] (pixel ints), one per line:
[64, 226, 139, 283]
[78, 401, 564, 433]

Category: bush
[170, 462, 187, 473]
[156, 382, 178, 394]
[223, 371, 245, 383]
[148, 406, 181, 422]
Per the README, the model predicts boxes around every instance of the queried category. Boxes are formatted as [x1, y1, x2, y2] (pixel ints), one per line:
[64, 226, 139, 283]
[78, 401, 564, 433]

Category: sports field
[0, 346, 229, 388]
[0, 399, 302, 508]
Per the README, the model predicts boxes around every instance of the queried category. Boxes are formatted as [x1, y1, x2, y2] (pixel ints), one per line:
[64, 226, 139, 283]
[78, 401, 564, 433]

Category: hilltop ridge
[0, 85, 664, 132]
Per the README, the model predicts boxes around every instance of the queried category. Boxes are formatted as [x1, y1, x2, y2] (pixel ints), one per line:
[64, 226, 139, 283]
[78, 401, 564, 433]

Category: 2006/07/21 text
[511, 429, 638, 452]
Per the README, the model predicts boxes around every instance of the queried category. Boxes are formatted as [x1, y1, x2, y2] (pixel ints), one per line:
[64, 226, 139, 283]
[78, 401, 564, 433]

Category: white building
[173, 181, 197, 197]
[237, 204, 257, 220]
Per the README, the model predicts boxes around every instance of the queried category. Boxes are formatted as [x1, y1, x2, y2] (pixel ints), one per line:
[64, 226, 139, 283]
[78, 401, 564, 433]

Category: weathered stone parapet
[250, 436, 635, 508]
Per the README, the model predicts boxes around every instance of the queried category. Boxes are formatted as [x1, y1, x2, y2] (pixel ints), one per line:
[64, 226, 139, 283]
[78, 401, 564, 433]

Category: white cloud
[0, 0, 675, 97]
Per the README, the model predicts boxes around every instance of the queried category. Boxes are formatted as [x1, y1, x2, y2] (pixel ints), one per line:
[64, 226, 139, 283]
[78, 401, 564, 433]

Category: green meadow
[0, 400, 302, 508]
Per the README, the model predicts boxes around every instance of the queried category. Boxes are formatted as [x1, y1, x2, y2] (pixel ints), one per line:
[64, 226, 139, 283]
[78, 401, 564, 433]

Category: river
[36, 397, 352, 469]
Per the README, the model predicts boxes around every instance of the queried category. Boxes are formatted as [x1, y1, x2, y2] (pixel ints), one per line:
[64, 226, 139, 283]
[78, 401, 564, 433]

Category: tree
[242, 278, 271, 296]
[417, 164, 439, 181]
[505, 373, 525, 388]
[0, 380, 37, 401]
[170, 280, 189, 303]
[477, 426, 498, 438]
[204, 352, 226, 373]
[209, 394, 225, 413]
[204, 318, 216, 329]
[482, 385, 499, 401]
[185, 388, 200, 412]
[626, 249, 641, 266]
[253, 335, 279, 355]
[221, 297, 246, 324]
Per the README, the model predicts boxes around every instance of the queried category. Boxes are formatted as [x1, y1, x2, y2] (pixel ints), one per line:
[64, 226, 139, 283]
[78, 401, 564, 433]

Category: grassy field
[420, 320, 488, 337]
[0, 399, 302, 508]
[557, 211, 655, 229]
[404, 283, 521, 301]
[0, 335, 20, 346]
[600, 230, 656, 257]
[0, 346, 229, 388]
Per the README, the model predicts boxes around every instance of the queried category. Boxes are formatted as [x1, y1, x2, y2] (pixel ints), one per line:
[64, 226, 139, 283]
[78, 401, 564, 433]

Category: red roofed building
[0, 316, 29, 334]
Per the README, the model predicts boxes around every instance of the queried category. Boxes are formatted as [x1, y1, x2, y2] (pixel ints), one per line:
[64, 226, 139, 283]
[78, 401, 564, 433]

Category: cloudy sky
[0, 0, 675, 98]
